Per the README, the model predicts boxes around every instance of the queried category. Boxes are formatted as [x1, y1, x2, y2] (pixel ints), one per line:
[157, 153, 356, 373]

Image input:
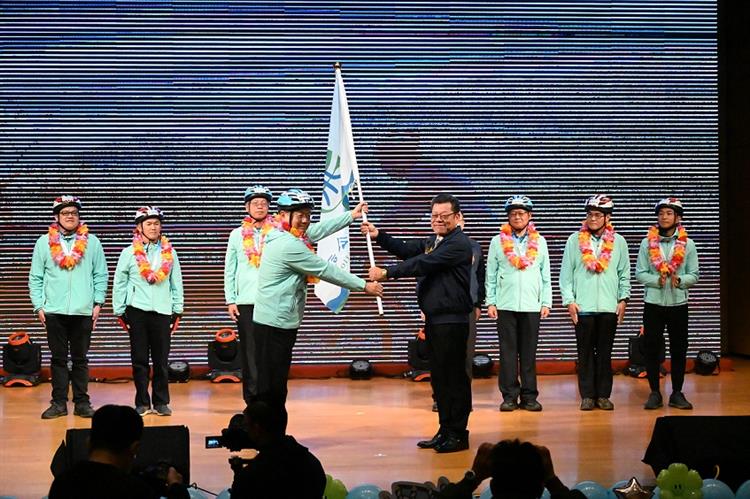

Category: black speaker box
[50, 425, 190, 484]
[643, 416, 750, 491]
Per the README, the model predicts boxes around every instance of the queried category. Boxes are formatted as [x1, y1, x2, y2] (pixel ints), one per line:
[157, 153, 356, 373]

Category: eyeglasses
[430, 211, 457, 222]
[59, 210, 79, 217]
[508, 211, 529, 218]
[586, 212, 605, 220]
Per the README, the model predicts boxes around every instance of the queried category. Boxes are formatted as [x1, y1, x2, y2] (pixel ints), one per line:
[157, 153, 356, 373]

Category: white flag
[314, 66, 361, 312]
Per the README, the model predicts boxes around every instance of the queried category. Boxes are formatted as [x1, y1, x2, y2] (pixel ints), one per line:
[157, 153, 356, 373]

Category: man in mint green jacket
[30, 196, 108, 419]
[252, 189, 383, 434]
[224, 185, 370, 407]
[559, 195, 630, 411]
[113, 207, 183, 417]
[486, 196, 551, 412]
[636, 198, 699, 411]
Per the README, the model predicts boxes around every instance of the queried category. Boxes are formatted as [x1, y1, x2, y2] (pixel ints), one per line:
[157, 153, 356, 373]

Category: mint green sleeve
[484, 236, 500, 306]
[112, 248, 131, 316]
[635, 238, 661, 288]
[90, 236, 109, 305]
[285, 240, 366, 291]
[170, 250, 184, 314]
[539, 237, 553, 308]
[29, 237, 47, 312]
[677, 239, 699, 289]
[306, 212, 354, 243]
[224, 230, 239, 304]
[616, 236, 631, 301]
[559, 234, 577, 306]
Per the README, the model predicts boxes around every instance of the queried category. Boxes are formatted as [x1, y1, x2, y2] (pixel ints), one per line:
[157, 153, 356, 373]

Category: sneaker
[154, 404, 172, 416]
[596, 397, 614, 410]
[580, 398, 595, 411]
[644, 391, 663, 410]
[520, 400, 543, 412]
[74, 403, 95, 418]
[136, 405, 151, 416]
[41, 403, 68, 419]
[499, 399, 519, 412]
[668, 391, 693, 410]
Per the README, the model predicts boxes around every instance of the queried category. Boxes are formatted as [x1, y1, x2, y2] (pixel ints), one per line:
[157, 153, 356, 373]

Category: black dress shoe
[74, 403, 95, 418]
[499, 400, 519, 412]
[520, 400, 543, 412]
[580, 398, 595, 411]
[644, 391, 663, 410]
[596, 397, 614, 410]
[435, 435, 469, 453]
[669, 391, 693, 410]
[417, 432, 445, 449]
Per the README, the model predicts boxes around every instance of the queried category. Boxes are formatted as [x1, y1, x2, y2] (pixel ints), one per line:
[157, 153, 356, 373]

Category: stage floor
[2, 358, 748, 498]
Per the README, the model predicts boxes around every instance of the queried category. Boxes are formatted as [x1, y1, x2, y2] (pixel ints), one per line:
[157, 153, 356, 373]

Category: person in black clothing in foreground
[230, 401, 326, 498]
[437, 439, 585, 499]
[49, 404, 188, 499]
[364, 193, 474, 454]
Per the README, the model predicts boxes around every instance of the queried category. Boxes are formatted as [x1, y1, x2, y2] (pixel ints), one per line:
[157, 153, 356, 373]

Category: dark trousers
[465, 312, 477, 380]
[575, 313, 617, 399]
[127, 306, 172, 408]
[253, 321, 297, 435]
[425, 322, 471, 438]
[497, 310, 541, 402]
[643, 303, 689, 392]
[44, 313, 93, 405]
[237, 304, 258, 405]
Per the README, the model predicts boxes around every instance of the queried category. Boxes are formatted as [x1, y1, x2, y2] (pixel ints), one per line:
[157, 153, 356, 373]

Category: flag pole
[334, 62, 384, 315]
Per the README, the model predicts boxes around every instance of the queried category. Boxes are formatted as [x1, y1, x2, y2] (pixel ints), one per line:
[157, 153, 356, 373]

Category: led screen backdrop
[0, 1, 718, 367]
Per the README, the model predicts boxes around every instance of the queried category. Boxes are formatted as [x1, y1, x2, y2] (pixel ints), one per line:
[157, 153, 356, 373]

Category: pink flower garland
[132, 231, 174, 284]
[241, 215, 274, 267]
[48, 223, 88, 270]
[499, 223, 539, 270]
[578, 223, 615, 273]
[648, 225, 688, 276]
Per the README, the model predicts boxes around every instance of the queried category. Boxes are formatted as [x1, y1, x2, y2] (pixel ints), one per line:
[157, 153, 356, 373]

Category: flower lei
[241, 216, 274, 267]
[648, 225, 688, 276]
[499, 223, 539, 270]
[578, 223, 615, 273]
[132, 230, 174, 284]
[48, 223, 89, 270]
[271, 213, 320, 284]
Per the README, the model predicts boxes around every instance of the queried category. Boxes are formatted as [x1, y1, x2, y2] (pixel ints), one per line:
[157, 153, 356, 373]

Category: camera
[205, 413, 256, 452]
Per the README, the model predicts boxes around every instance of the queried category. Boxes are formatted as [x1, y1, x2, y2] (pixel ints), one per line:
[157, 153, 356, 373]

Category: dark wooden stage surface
[1, 358, 748, 498]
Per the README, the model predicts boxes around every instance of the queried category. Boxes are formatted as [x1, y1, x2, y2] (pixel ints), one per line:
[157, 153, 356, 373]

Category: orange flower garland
[241, 215, 274, 267]
[578, 223, 615, 273]
[132, 230, 174, 284]
[271, 214, 320, 284]
[499, 223, 539, 270]
[48, 223, 88, 269]
[648, 225, 688, 275]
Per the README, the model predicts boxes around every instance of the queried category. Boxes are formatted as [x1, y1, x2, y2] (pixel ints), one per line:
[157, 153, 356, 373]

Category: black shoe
[668, 391, 693, 410]
[417, 432, 445, 449]
[154, 404, 172, 416]
[41, 403, 68, 419]
[499, 400, 519, 412]
[74, 403, 95, 418]
[580, 398, 595, 411]
[432, 401, 438, 412]
[520, 400, 543, 412]
[596, 397, 614, 410]
[644, 391, 663, 410]
[435, 435, 469, 453]
[136, 405, 151, 417]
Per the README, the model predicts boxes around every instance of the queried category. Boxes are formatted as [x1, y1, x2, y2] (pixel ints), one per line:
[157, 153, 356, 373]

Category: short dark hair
[489, 439, 545, 499]
[243, 401, 278, 433]
[89, 405, 144, 453]
[431, 193, 461, 214]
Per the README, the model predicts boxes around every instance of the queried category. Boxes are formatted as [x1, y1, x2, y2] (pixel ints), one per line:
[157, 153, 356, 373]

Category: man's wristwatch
[381, 268, 388, 280]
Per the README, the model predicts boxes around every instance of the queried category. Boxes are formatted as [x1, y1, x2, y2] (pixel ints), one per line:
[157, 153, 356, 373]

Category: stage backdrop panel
[0, 1, 718, 367]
